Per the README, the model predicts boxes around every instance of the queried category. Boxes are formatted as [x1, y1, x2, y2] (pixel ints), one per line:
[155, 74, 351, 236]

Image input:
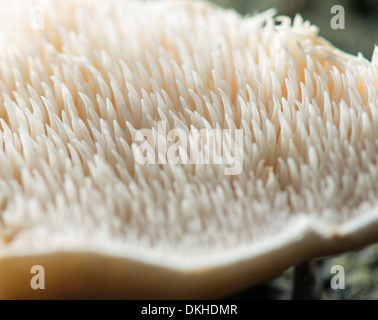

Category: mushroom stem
[292, 260, 321, 300]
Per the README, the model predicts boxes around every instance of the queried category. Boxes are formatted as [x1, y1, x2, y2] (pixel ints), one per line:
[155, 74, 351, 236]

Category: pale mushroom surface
[0, 0, 377, 299]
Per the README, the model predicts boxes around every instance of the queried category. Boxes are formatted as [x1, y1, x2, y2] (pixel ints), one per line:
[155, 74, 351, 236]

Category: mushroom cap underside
[1, 209, 378, 299]
[0, 0, 377, 299]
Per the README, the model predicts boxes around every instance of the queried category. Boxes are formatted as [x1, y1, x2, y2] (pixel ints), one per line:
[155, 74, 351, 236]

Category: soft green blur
[226, 243, 378, 300]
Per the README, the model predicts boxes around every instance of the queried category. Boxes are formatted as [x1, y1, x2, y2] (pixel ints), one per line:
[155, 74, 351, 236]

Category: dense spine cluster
[0, 0, 377, 260]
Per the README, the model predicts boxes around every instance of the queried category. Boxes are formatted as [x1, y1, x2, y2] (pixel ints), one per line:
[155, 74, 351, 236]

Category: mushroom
[0, 0, 377, 299]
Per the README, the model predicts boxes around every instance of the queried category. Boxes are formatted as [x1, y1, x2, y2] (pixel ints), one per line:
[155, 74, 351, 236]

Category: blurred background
[205, 0, 378, 299]
[209, 0, 378, 60]
[225, 244, 378, 300]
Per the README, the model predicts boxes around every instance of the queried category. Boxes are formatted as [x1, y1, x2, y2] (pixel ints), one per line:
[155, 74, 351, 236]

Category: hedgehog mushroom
[0, 0, 377, 299]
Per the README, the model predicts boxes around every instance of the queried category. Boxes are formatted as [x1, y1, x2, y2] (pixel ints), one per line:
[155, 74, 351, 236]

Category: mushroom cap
[0, 0, 377, 299]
